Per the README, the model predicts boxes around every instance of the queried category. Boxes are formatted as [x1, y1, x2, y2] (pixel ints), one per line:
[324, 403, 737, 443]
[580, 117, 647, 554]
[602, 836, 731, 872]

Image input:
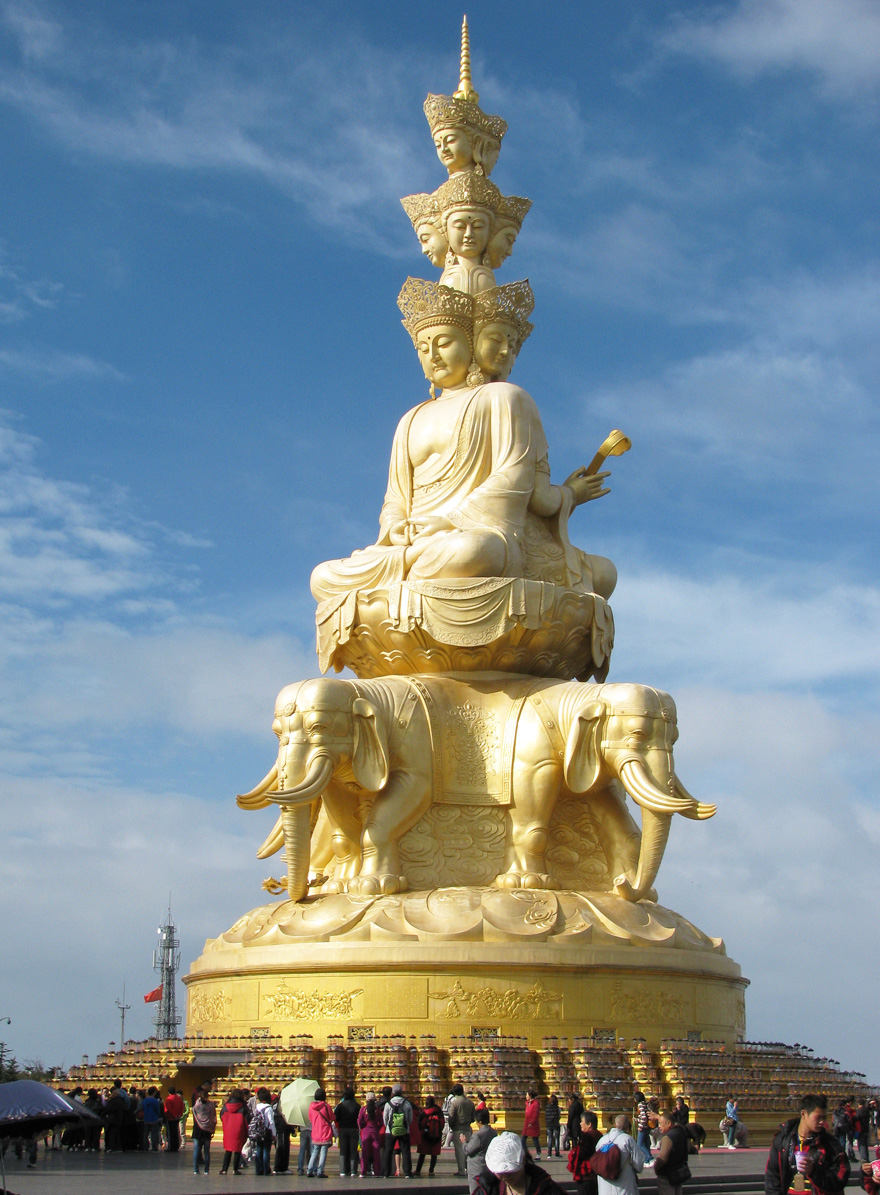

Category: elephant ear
[563, 701, 605, 793]
[351, 697, 389, 792]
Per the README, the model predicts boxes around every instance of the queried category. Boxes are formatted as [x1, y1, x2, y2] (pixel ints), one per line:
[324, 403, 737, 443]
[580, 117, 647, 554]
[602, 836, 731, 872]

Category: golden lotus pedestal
[184, 888, 747, 1051]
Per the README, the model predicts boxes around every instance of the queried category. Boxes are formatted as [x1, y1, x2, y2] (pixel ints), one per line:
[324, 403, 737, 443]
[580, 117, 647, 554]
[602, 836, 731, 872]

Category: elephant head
[563, 682, 715, 901]
[236, 678, 389, 900]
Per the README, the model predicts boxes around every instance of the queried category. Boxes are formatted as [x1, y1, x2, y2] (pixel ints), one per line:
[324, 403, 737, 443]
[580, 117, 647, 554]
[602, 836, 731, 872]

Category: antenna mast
[153, 907, 181, 1041]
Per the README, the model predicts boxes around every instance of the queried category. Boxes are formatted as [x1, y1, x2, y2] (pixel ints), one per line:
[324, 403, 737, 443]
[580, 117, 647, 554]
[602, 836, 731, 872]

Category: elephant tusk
[619, 759, 701, 815]
[282, 804, 314, 902]
[256, 814, 285, 859]
[236, 763, 278, 809]
[674, 773, 716, 820]
[270, 755, 334, 806]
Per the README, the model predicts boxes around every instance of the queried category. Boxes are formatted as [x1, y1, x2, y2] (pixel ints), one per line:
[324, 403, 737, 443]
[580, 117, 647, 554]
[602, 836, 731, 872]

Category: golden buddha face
[487, 220, 519, 269]
[416, 219, 448, 268]
[433, 126, 473, 174]
[445, 207, 492, 259]
[475, 321, 517, 381]
[416, 323, 473, 390]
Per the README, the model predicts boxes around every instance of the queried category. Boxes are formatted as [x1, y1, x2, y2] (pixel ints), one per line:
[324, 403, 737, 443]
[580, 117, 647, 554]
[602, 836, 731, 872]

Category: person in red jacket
[523, 1090, 542, 1159]
[219, 1090, 249, 1175]
[163, 1086, 184, 1153]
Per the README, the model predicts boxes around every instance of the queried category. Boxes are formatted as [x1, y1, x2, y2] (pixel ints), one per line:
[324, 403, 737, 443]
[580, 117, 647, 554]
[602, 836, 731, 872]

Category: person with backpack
[653, 1110, 691, 1195]
[567, 1110, 602, 1195]
[191, 1087, 217, 1175]
[592, 1113, 644, 1195]
[382, 1083, 414, 1178]
[249, 1088, 277, 1176]
[832, 1102, 851, 1155]
[415, 1095, 444, 1176]
[219, 1089, 250, 1175]
[764, 1092, 849, 1195]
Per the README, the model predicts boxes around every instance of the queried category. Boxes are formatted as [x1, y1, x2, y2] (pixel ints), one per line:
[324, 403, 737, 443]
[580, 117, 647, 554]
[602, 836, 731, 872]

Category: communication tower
[152, 907, 181, 1040]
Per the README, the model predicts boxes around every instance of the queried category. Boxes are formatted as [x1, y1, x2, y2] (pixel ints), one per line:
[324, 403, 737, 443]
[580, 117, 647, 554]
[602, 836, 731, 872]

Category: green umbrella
[279, 1077, 320, 1127]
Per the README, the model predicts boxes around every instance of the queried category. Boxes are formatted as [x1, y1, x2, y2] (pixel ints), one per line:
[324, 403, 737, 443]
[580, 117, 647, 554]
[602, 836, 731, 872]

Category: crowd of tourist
[5, 1076, 880, 1195]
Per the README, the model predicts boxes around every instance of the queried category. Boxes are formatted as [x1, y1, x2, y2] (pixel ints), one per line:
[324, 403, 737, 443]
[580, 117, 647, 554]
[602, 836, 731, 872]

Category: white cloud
[0, 242, 64, 323]
[0, 346, 124, 381]
[0, 4, 437, 253]
[663, 0, 880, 99]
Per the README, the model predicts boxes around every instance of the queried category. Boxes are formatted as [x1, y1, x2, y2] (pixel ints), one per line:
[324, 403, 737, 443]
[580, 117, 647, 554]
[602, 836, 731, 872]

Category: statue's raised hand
[564, 467, 610, 507]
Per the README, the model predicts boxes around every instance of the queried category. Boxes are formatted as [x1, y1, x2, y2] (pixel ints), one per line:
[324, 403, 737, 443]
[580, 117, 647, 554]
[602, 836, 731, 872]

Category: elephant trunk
[614, 808, 671, 902]
[282, 803, 313, 902]
[236, 763, 278, 810]
[272, 755, 335, 805]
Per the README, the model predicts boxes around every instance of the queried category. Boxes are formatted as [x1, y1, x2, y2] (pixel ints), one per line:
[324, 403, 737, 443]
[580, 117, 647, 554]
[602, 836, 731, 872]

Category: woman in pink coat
[307, 1088, 337, 1178]
[522, 1090, 542, 1159]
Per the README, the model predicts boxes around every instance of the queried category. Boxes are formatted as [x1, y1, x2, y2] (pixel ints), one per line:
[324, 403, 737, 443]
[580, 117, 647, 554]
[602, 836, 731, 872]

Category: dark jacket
[545, 1100, 561, 1130]
[567, 1098, 584, 1142]
[654, 1124, 689, 1176]
[671, 1102, 690, 1127]
[334, 1097, 361, 1132]
[765, 1117, 850, 1195]
[474, 1160, 567, 1195]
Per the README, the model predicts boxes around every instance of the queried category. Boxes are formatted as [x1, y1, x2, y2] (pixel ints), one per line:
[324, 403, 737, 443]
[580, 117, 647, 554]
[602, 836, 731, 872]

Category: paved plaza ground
[1, 1144, 770, 1195]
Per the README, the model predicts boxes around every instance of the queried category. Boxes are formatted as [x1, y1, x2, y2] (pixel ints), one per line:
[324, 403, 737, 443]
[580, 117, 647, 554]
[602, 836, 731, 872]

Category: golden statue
[186, 17, 744, 1059]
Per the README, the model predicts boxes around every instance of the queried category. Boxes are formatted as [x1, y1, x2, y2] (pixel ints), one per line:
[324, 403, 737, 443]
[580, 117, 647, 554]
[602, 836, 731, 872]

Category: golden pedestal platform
[184, 888, 747, 1050]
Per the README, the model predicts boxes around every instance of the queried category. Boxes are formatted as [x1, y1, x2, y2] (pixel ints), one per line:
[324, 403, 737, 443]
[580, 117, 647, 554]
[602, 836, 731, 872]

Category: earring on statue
[466, 363, 486, 387]
[430, 382, 437, 400]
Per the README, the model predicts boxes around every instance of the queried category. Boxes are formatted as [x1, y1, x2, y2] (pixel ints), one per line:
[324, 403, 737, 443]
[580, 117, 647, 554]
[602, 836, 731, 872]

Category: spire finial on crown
[454, 15, 479, 103]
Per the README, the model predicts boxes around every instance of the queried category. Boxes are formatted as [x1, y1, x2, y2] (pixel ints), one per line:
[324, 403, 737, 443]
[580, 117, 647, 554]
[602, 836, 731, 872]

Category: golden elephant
[237, 675, 715, 902]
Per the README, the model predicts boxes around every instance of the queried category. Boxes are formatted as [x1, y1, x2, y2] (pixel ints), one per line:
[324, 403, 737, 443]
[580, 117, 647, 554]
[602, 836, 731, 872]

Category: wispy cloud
[0, 346, 124, 381]
[662, 0, 880, 100]
[0, 3, 438, 253]
[0, 241, 64, 323]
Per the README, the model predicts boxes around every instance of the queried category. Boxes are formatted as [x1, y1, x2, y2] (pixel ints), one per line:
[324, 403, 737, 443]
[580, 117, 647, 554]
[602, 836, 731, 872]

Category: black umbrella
[0, 1080, 102, 1192]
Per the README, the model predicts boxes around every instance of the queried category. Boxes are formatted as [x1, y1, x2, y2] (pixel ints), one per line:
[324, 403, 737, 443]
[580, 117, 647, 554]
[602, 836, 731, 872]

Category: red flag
[143, 984, 163, 1004]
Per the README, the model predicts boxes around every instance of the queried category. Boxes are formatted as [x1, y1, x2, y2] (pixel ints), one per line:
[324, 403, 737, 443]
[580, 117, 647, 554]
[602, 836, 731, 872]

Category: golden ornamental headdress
[400, 193, 440, 229]
[497, 194, 532, 228]
[474, 280, 535, 349]
[424, 18, 507, 171]
[397, 277, 474, 345]
[433, 171, 503, 221]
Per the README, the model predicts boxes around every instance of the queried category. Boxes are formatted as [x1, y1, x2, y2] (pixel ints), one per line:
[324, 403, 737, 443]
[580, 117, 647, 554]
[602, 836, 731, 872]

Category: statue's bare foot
[319, 878, 346, 894]
[349, 874, 409, 897]
[495, 872, 554, 890]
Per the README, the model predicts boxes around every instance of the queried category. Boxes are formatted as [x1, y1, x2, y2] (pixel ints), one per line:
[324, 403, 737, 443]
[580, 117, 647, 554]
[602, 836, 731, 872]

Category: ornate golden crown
[424, 94, 508, 146]
[433, 171, 503, 219]
[400, 193, 439, 229]
[474, 280, 535, 349]
[497, 194, 532, 227]
[397, 277, 474, 345]
[423, 18, 507, 157]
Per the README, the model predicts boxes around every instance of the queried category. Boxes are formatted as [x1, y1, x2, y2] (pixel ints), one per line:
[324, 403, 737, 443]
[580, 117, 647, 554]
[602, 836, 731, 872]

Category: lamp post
[115, 985, 130, 1049]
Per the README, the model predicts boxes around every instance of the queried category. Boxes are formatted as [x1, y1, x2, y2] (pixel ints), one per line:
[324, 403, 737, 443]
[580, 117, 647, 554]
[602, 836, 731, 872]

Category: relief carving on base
[189, 989, 232, 1024]
[263, 980, 365, 1021]
[429, 978, 562, 1021]
[610, 981, 688, 1023]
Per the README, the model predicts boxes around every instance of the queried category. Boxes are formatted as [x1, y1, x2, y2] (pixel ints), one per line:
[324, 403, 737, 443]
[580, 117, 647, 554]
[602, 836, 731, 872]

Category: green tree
[0, 1041, 20, 1082]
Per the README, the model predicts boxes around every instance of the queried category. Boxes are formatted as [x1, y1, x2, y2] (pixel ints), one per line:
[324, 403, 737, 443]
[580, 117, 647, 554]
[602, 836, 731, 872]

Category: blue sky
[1, 0, 879, 1081]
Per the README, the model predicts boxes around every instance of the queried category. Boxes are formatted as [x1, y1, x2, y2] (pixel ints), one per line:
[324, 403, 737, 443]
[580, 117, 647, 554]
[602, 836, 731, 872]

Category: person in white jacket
[594, 1114, 644, 1195]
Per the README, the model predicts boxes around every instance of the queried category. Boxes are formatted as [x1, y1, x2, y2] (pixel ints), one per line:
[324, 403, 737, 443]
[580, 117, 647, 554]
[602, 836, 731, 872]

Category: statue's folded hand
[409, 514, 455, 538]
[387, 519, 412, 546]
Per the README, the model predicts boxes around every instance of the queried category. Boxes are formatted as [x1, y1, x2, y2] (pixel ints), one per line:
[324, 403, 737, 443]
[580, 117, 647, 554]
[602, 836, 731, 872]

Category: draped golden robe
[310, 381, 596, 608]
